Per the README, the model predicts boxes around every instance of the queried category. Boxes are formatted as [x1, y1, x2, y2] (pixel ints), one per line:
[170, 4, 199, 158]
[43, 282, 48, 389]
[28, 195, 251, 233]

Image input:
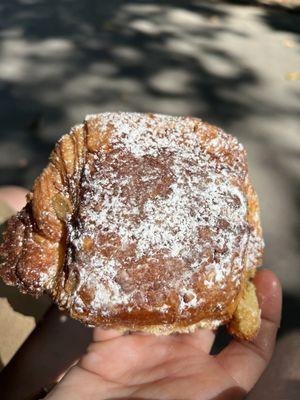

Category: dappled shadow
[223, 0, 300, 35]
[261, 8, 300, 35]
[0, 0, 299, 184]
[222, 0, 300, 12]
[0, 0, 261, 188]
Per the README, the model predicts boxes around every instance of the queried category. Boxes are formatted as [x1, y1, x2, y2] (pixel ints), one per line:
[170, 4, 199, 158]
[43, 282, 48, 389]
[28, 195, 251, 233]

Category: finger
[93, 327, 124, 342]
[0, 186, 28, 211]
[176, 328, 216, 353]
[216, 269, 282, 391]
[191, 328, 216, 352]
[131, 326, 215, 353]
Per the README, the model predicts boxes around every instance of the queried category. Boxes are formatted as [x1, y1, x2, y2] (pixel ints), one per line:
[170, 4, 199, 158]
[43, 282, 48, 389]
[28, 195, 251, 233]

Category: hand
[46, 269, 281, 400]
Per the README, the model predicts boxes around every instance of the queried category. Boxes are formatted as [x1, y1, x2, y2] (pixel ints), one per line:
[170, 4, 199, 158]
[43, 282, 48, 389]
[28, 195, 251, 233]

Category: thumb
[216, 269, 282, 392]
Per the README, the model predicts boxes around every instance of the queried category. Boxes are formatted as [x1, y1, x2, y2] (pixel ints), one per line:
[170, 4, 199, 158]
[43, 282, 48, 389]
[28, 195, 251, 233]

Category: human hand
[46, 269, 281, 400]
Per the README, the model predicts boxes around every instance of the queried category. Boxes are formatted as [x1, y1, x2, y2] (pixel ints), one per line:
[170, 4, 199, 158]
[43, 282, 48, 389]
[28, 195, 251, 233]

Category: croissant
[0, 112, 264, 339]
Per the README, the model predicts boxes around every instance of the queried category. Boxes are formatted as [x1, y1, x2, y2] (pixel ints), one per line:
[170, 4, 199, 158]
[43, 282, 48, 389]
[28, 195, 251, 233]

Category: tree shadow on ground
[0, 0, 259, 188]
[223, 0, 300, 35]
[0, 1, 298, 185]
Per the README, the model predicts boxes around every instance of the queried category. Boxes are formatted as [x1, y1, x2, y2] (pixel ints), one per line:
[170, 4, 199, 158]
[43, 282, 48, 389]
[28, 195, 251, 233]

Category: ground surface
[0, 1, 299, 398]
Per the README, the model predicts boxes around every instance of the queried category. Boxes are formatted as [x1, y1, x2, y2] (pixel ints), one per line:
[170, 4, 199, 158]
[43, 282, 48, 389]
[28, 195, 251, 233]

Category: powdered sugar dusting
[65, 112, 254, 320]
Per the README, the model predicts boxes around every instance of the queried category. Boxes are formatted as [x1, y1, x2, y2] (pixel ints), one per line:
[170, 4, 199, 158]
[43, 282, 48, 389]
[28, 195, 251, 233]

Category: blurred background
[0, 0, 299, 398]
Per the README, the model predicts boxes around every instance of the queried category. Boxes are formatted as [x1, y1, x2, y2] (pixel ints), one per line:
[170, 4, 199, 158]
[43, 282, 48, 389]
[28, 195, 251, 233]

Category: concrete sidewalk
[0, 1, 299, 398]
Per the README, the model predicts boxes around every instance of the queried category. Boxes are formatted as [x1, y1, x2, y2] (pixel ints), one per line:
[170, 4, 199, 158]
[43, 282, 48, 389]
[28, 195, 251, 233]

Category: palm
[47, 270, 281, 400]
[79, 330, 243, 400]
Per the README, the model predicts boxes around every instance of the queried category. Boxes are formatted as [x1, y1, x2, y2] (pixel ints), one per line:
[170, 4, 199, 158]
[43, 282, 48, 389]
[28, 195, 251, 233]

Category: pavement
[0, 1, 299, 398]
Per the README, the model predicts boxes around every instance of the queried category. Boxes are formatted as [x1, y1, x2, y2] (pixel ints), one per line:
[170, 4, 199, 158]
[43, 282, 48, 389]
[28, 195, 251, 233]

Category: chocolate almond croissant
[0, 112, 264, 339]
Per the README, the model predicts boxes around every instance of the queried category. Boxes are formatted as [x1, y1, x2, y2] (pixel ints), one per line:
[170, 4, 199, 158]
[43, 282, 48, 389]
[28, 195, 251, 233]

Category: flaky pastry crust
[0, 112, 264, 339]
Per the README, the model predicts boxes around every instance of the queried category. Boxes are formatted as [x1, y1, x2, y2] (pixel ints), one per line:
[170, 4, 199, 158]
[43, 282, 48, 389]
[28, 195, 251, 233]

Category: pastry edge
[107, 317, 224, 336]
[85, 276, 261, 340]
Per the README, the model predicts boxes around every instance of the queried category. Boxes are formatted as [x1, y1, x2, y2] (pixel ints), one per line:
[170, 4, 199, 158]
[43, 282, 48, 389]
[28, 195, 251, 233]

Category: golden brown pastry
[0, 112, 264, 340]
